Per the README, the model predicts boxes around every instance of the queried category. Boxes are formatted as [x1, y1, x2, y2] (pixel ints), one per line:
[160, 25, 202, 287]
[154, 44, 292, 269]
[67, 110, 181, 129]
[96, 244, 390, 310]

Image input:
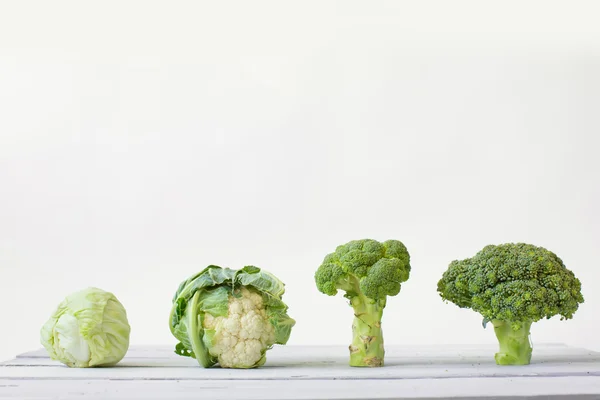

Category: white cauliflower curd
[203, 287, 276, 368]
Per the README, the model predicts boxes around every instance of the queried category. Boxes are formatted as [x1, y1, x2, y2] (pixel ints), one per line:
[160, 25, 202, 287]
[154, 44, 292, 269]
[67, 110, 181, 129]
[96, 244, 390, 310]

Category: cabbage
[40, 287, 131, 367]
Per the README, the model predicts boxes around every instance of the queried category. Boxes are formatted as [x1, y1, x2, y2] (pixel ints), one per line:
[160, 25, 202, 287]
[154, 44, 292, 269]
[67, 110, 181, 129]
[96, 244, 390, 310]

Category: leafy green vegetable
[40, 287, 131, 368]
[169, 265, 295, 368]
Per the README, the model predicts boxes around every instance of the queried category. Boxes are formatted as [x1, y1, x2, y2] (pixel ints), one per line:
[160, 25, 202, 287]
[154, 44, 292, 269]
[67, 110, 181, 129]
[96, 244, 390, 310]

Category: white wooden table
[1, 344, 600, 399]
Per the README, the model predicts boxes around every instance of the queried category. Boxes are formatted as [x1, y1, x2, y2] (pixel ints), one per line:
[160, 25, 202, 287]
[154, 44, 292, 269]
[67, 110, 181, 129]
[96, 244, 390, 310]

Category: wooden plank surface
[1, 377, 600, 400]
[1, 344, 600, 399]
[3, 344, 600, 381]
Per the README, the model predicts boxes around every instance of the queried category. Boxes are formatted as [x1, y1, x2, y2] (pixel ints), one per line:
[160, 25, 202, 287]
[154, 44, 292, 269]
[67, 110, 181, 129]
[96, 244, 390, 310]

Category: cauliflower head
[203, 287, 275, 368]
[170, 265, 295, 368]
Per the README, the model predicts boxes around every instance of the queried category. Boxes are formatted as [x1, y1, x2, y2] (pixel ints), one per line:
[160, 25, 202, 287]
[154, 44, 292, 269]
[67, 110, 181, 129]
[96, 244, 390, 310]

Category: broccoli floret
[437, 243, 584, 365]
[315, 239, 411, 367]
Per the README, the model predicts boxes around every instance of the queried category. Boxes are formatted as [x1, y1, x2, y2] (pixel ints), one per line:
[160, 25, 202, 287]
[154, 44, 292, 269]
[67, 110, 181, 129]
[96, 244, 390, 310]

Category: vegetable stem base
[349, 296, 385, 367]
[492, 320, 532, 366]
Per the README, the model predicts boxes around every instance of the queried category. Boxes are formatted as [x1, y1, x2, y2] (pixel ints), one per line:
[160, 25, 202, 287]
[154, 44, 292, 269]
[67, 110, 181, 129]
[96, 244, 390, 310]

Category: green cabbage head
[40, 287, 131, 367]
[170, 265, 295, 368]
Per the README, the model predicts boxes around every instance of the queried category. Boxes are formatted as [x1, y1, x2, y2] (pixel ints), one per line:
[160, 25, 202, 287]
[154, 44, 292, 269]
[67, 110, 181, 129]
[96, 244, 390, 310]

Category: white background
[1, 1, 599, 363]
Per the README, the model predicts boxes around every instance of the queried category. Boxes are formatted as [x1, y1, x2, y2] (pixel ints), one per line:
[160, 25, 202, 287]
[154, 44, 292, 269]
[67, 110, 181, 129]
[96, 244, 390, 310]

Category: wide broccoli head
[437, 242, 584, 365]
[437, 243, 583, 325]
[315, 239, 411, 301]
[314, 239, 411, 367]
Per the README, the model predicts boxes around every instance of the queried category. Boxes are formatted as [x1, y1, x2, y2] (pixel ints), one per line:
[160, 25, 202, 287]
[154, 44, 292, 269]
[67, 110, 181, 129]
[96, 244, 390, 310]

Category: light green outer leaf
[202, 328, 216, 351]
[263, 295, 295, 344]
[182, 286, 230, 367]
[186, 291, 212, 367]
[235, 267, 286, 299]
[197, 286, 230, 318]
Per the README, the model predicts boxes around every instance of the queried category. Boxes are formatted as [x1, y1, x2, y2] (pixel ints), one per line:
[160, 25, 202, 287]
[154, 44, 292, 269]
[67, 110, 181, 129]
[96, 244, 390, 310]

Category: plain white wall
[1, 1, 599, 362]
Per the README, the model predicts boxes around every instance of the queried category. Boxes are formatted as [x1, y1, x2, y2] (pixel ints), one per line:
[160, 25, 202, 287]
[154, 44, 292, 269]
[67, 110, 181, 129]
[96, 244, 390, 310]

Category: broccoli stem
[492, 320, 532, 365]
[349, 295, 385, 367]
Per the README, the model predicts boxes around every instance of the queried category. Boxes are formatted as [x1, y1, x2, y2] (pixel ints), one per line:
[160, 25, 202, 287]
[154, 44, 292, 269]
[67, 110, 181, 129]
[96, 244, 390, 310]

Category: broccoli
[314, 239, 411, 367]
[437, 243, 584, 365]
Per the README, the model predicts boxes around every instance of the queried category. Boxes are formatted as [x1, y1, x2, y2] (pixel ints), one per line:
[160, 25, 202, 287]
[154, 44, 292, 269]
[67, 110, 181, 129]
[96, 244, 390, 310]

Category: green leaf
[186, 291, 212, 368]
[202, 329, 216, 351]
[197, 286, 230, 318]
[235, 268, 286, 298]
[241, 265, 261, 274]
[263, 295, 296, 344]
[175, 342, 195, 358]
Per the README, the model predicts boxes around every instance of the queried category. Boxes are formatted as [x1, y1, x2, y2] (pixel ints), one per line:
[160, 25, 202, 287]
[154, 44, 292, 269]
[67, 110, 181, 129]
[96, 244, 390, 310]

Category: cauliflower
[203, 288, 276, 368]
[170, 265, 295, 368]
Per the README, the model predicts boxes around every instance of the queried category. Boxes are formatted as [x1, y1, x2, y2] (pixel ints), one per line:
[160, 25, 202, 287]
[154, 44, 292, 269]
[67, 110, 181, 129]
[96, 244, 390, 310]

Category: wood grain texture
[1, 377, 600, 400]
[1, 345, 600, 399]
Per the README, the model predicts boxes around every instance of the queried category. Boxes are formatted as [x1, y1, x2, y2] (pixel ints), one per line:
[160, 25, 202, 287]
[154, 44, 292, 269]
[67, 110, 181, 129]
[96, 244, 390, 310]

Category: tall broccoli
[314, 239, 411, 367]
[437, 243, 584, 365]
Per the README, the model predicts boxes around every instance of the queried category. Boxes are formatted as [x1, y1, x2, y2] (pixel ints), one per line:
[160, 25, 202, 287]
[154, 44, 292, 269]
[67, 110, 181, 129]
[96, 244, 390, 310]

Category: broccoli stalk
[349, 294, 385, 367]
[492, 320, 532, 366]
[314, 239, 411, 367]
[437, 243, 584, 366]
